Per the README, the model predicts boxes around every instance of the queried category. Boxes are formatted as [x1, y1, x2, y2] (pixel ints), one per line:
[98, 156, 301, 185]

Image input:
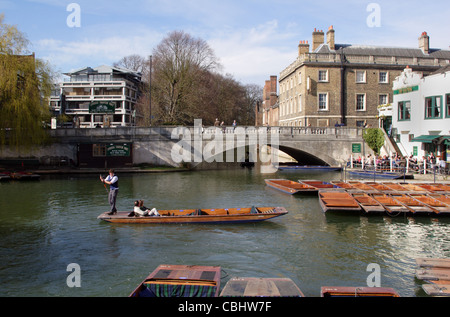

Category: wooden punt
[98, 206, 288, 224]
[398, 183, 430, 193]
[264, 179, 317, 195]
[347, 181, 379, 193]
[415, 267, 450, 284]
[408, 194, 450, 214]
[318, 191, 361, 213]
[320, 286, 400, 297]
[220, 277, 304, 297]
[365, 182, 396, 194]
[416, 258, 450, 269]
[428, 194, 450, 207]
[381, 182, 410, 193]
[370, 193, 410, 214]
[422, 284, 450, 296]
[330, 181, 358, 191]
[299, 180, 343, 191]
[416, 183, 448, 194]
[390, 194, 434, 214]
[129, 264, 221, 297]
[351, 193, 386, 214]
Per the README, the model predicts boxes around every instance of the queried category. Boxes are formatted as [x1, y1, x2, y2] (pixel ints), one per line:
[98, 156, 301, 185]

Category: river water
[0, 168, 449, 297]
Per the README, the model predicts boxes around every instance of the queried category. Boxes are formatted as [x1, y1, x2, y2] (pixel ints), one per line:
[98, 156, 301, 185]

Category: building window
[446, 94, 450, 118]
[318, 70, 328, 82]
[298, 72, 302, 84]
[425, 96, 442, 119]
[93, 144, 106, 157]
[398, 101, 411, 121]
[379, 71, 389, 83]
[318, 93, 328, 111]
[356, 71, 366, 83]
[356, 94, 366, 111]
[379, 94, 388, 105]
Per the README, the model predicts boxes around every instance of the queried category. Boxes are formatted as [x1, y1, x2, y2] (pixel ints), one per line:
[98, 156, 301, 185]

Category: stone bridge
[45, 125, 369, 169]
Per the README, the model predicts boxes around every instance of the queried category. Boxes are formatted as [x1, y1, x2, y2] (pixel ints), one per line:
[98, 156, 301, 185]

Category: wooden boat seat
[321, 199, 359, 207]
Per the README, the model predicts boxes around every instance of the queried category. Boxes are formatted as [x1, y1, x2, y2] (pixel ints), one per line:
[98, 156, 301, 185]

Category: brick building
[278, 27, 450, 128]
[261, 75, 279, 126]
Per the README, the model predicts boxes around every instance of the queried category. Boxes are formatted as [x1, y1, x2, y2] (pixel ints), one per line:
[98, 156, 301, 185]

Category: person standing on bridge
[100, 169, 119, 215]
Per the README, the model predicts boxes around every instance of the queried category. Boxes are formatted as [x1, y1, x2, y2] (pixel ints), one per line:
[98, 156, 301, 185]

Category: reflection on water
[0, 169, 449, 297]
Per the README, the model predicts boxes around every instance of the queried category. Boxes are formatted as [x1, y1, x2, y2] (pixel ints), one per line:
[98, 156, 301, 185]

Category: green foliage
[363, 128, 385, 155]
[0, 14, 54, 150]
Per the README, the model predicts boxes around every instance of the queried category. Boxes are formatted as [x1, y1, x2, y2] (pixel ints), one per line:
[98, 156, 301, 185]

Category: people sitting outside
[129, 200, 160, 217]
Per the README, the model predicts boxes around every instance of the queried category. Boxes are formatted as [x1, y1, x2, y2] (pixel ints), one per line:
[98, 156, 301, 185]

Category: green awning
[411, 135, 440, 143]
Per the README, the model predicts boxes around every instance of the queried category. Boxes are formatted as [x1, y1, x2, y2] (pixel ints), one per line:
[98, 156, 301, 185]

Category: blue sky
[1, 0, 449, 85]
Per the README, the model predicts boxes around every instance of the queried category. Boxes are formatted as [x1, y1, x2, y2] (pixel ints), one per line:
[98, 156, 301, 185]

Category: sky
[1, 0, 449, 86]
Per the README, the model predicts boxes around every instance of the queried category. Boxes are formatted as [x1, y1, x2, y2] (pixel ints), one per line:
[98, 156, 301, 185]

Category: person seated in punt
[129, 200, 160, 217]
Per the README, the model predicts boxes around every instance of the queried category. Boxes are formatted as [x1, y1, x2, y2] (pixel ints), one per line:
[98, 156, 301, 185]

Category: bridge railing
[49, 125, 364, 139]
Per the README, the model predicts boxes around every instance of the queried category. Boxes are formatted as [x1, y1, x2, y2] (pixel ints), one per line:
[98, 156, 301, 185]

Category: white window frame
[379, 93, 388, 106]
[318, 93, 329, 111]
[379, 71, 389, 83]
[356, 70, 366, 83]
[318, 70, 328, 82]
[356, 93, 366, 111]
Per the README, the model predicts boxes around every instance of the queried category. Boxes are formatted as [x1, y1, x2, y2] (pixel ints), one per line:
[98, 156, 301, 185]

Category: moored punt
[422, 284, 450, 296]
[98, 206, 288, 224]
[351, 193, 386, 214]
[299, 180, 343, 190]
[278, 164, 341, 172]
[347, 181, 379, 193]
[347, 169, 412, 179]
[318, 191, 361, 213]
[264, 179, 317, 195]
[381, 182, 410, 193]
[320, 286, 400, 297]
[390, 193, 434, 215]
[428, 194, 450, 207]
[398, 183, 430, 193]
[416, 183, 448, 194]
[129, 264, 221, 297]
[415, 267, 450, 284]
[0, 173, 11, 181]
[370, 193, 410, 215]
[365, 182, 397, 194]
[220, 277, 304, 297]
[416, 258, 450, 269]
[330, 181, 357, 191]
[408, 194, 450, 214]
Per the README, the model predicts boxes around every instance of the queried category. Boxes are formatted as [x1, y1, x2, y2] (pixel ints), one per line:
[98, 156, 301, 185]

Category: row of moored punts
[0, 171, 40, 181]
[129, 264, 400, 297]
[265, 179, 450, 216]
[415, 258, 450, 296]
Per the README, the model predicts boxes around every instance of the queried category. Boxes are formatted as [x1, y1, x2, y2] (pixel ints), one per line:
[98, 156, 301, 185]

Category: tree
[0, 14, 54, 150]
[151, 30, 220, 124]
[363, 128, 385, 155]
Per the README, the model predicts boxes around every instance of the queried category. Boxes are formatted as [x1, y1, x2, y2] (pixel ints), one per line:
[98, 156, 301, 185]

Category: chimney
[419, 31, 429, 54]
[326, 25, 335, 50]
[312, 28, 325, 51]
[298, 40, 310, 56]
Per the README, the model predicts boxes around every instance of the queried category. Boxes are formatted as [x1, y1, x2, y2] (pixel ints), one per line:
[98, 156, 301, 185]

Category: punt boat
[382, 182, 410, 193]
[398, 183, 430, 193]
[264, 179, 317, 195]
[320, 286, 400, 297]
[98, 206, 288, 224]
[408, 194, 450, 214]
[347, 181, 379, 193]
[129, 264, 221, 297]
[318, 191, 361, 213]
[350, 193, 386, 214]
[347, 169, 412, 180]
[299, 180, 343, 190]
[390, 193, 434, 215]
[220, 277, 304, 297]
[364, 182, 396, 193]
[330, 181, 358, 191]
[427, 194, 450, 207]
[370, 193, 410, 215]
[416, 183, 449, 194]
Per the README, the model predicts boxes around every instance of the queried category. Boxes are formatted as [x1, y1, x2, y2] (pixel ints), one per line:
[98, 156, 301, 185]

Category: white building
[390, 65, 450, 162]
[50, 65, 141, 128]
